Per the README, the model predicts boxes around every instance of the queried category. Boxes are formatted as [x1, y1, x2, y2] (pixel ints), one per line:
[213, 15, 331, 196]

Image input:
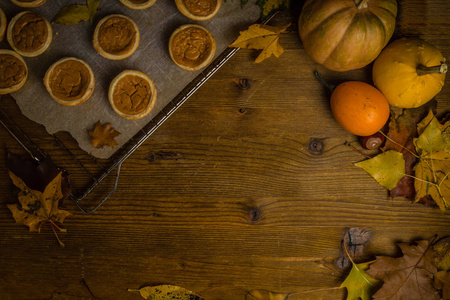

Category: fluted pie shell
[175, 0, 222, 21]
[169, 24, 216, 71]
[93, 14, 140, 60]
[0, 8, 6, 42]
[44, 57, 95, 106]
[0, 50, 28, 95]
[10, 0, 47, 7]
[7, 11, 52, 57]
[119, 0, 157, 9]
[108, 70, 156, 120]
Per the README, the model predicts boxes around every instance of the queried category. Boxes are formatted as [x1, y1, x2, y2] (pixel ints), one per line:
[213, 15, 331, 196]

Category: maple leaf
[413, 111, 450, 210]
[88, 121, 121, 149]
[354, 150, 406, 190]
[367, 239, 440, 300]
[229, 24, 290, 63]
[340, 261, 380, 300]
[128, 285, 203, 299]
[7, 171, 71, 247]
[246, 290, 289, 300]
[257, 0, 290, 19]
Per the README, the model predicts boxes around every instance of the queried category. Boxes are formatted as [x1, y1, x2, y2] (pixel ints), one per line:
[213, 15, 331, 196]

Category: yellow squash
[372, 38, 447, 108]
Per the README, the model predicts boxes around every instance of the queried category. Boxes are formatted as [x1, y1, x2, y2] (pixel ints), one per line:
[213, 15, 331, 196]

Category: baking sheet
[0, 0, 260, 159]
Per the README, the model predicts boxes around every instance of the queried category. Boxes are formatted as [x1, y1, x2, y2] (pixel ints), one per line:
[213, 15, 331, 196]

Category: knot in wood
[236, 78, 250, 90]
[308, 138, 324, 155]
[248, 207, 261, 223]
[238, 107, 247, 114]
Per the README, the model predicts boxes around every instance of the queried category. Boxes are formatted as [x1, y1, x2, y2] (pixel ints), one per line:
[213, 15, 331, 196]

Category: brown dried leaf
[367, 239, 440, 300]
[88, 121, 120, 148]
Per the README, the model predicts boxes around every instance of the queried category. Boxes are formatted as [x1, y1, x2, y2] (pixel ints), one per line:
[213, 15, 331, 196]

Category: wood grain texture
[1, 1, 450, 299]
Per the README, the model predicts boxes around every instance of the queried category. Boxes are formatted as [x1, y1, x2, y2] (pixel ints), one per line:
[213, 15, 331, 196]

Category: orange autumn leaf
[230, 23, 290, 63]
[7, 171, 71, 246]
[89, 121, 121, 148]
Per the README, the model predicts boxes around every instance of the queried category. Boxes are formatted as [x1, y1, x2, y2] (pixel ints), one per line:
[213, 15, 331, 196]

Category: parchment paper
[0, 0, 260, 159]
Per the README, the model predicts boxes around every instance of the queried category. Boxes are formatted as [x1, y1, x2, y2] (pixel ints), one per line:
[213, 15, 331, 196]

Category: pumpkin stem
[354, 0, 370, 9]
[417, 62, 448, 76]
[314, 71, 335, 92]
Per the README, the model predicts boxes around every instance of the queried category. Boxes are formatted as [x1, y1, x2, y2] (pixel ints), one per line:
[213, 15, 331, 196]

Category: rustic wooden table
[1, 1, 449, 299]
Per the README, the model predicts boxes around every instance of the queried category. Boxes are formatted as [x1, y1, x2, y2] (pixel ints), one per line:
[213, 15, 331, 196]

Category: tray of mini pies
[0, 0, 260, 159]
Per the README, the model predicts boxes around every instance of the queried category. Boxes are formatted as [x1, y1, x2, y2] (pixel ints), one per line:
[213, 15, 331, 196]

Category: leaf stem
[345, 142, 373, 159]
[343, 242, 374, 286]
[49, 219, 67, 233]
[377, 131, 419, 158]
[49, 222, 65, 248]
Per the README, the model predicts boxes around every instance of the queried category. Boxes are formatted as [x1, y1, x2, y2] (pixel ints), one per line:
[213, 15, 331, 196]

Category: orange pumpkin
[298, 0, 398, 72]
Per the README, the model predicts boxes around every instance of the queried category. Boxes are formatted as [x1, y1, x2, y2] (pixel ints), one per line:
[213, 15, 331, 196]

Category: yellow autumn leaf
[229, 23, 290, 63]
[246, 289, 289, 300]
[128, 285, 203, 300]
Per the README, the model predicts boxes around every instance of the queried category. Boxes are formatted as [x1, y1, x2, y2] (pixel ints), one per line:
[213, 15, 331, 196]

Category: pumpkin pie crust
[7, 11, 52, 57]
[0, 49, 28, 95]
[44, 57, 95, 106]
[119, 0, 157, 10]
[93, 14, 140, 60]
[0, 8, 6, 43]
[175, 0, 222, 21]
[169, 24, 216, 71]
[108, 70, 157, 120]
[10, 0, 47, 7]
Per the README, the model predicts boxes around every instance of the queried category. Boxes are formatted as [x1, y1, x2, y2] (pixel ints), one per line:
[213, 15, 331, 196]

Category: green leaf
[53, 5, 90, 25]
[129, 285, 203, 300]
[355, 150, 406, 190]
[87, 0, 101, 24]
[340, 261, 379, 300]
[257, 0, 289, 20]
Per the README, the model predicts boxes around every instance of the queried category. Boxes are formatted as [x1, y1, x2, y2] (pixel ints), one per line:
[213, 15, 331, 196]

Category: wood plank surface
[1, 1, 450, 299]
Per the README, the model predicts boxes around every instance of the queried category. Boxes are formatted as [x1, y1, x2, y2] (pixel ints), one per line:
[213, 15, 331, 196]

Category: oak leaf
[246, 290, 289, 300]
[354, 150, 406, 190]
[7, 171, 71, 246]
[89, 121, 121, 149]
[340, 261, 379, 300]
[229, 24, 290, 63]
[367, 240, 440, 300]
[128, 285, 203, 300]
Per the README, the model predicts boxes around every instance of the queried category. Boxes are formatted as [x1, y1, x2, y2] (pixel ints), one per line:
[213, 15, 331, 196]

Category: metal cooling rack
[0, 13, 277, 215]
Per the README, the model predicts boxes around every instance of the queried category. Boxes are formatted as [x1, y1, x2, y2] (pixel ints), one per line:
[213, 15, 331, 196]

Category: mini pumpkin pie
[93, 14, 140, 60]
[10, 0, 47, 7]
[43, 57, 95, 106]
[119, 0, 157, 9]
[0, 8, 6, 42]
[108, 70, 157, 120]
[0, 50, 28, 95]
[175, 0, 222, 21]
[169, 24, 216, 71]
[7, 11, 52, 57]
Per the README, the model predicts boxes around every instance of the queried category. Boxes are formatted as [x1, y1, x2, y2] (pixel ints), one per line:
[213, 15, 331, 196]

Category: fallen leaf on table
[382, 101, 436, 199]
[53, 0, 101, 25]
[257, 0, 290, 19]
[7, 171, 71, 247]
[89, 121, 121, 149]
[340, 261, 379, 300]
[354, 150, 406, 190]
[229, 24, 290, 63]
[434, 270, 450, 299]
[128, 285, 203, 300]
[87, 0, 101, 24]
[433, 236, 450, 271]
[246, 289, 289, 300]
[6, 152, 71, 204]
[413, 110, 450, 210]
[367, 239, 440, 300]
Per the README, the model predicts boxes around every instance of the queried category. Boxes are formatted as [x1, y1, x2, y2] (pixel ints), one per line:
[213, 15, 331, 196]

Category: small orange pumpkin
[298, 0, 397, 72]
